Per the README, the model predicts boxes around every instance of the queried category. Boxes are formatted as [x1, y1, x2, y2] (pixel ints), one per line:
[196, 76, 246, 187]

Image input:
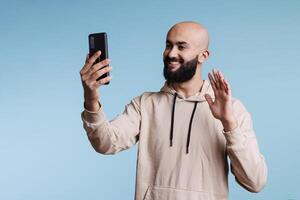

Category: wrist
[84, 98, 101, 112]
[84, 92, 99, 101]
[221, 118, 238, 132]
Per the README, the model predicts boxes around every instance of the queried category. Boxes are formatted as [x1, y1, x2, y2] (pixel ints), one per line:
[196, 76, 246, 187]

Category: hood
[159, 79, 215, 154]
[160, 79, 215, 102]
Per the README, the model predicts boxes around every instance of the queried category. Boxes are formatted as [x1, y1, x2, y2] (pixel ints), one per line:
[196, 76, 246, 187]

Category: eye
[165, 43, 172, 49]
[178, 45, 186, 51]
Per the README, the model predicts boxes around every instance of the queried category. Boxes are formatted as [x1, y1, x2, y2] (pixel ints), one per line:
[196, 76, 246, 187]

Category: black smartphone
[88, 32, 109, 83]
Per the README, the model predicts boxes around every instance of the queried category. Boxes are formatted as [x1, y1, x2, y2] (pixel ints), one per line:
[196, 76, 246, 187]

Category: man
[80, 21, 267, 200]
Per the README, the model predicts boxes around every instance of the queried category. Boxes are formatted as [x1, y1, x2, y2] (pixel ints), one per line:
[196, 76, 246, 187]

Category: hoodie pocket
[143, 185, 210, 200]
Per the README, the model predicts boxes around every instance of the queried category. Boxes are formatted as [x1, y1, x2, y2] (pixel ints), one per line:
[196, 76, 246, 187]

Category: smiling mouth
[168, 62, 180, 67]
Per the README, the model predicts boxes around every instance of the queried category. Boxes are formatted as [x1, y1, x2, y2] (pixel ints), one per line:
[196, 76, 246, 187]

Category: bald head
[163, 22, 210, 83]
[167, 21, 209, 50]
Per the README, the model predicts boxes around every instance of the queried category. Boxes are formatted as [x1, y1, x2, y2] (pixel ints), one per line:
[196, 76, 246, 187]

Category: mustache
[164, 57, 184, 64]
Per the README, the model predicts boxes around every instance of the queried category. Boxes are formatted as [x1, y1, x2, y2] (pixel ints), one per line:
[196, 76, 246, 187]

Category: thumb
[204, 94, 213, 107]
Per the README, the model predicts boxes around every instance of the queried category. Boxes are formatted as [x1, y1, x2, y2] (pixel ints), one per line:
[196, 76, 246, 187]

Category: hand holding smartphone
[88, 32, 110, 84]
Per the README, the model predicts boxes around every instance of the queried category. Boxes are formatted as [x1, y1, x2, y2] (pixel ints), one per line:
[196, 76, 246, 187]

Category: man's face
[163, 28, 200, 83]
[163, 55, 198, 83]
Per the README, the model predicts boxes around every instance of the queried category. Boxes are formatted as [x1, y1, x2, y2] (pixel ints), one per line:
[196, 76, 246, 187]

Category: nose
[166, 47, 178, 58]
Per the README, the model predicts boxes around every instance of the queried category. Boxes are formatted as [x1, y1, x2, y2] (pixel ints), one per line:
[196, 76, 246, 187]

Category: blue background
[1, 0, 299, 199]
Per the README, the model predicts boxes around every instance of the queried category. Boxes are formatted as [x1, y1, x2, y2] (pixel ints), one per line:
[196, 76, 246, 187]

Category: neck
[171, 67, 204, 98]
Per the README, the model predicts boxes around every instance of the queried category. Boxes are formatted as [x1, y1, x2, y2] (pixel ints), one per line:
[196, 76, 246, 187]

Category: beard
[163, 55, 198, 83]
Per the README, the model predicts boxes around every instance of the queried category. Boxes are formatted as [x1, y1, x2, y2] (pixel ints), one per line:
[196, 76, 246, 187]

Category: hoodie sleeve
[81, 95, 141, 155]
[223, 99, 268, 193]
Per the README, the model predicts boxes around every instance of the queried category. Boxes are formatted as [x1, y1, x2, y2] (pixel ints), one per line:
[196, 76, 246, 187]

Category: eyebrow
[166, 40, 189, 46]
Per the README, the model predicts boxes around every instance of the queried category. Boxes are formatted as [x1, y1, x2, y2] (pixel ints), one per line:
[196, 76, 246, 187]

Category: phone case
[88, 32, 109, 83]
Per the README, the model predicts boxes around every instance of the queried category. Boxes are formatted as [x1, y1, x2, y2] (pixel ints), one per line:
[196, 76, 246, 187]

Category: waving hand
[204, 69, 238, 132]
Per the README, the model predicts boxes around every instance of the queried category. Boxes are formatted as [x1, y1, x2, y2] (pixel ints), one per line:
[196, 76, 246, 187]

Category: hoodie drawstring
[186, 102, 198, 154]
[170, 93, 177, 147]
[169, 93, 199, 154]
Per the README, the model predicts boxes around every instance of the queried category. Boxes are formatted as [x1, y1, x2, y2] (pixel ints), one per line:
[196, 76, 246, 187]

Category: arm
[79, 51, 141, 154]
[223, 100, 267, 192]
[80, 50, 112, 112]
[205, 69, 267, 192]
[81, 96, 141, 154]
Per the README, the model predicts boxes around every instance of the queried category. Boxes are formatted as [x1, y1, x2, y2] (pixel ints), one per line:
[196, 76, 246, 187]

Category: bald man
[80, 21, 267, 200]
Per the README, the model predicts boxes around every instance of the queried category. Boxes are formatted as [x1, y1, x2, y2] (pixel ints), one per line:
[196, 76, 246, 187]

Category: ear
[198, 50, 210, 64]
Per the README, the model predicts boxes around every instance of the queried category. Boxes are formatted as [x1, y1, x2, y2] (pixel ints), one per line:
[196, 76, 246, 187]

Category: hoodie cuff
[82, 106, 107, 124]
[223, 127, 247, 151]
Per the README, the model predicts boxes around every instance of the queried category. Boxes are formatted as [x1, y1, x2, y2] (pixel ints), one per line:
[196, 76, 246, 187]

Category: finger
[91, 65, 112, 80]
[212, 68, 220, 89]
[82, 58, 111, 79]
[81, 62, 112, 83]
[81, 51, 102, 74]
[83, 70, 112, 90]
[80, 54, 91, 76]
[80, 52, 98, 75]
[218, 71, 227, 91]
[223, 78, 232, 96]
[204, 94, 213, 107]
[208, 73, 217, 92]
[86, 50, 101, 65]
[219, 71, 229, 93]
[96, 75, 113, 86]
[89, 59, 111, 75]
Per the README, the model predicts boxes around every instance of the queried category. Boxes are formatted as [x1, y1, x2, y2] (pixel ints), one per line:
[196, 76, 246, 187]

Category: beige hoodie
[81, 80, 267, 200]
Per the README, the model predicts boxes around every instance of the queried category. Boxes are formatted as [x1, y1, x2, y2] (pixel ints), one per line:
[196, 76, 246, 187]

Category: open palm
[204, 69, 236, 124]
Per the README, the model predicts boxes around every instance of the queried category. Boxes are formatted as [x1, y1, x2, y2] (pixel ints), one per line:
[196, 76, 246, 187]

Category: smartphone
[88, 32, 109, 83]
